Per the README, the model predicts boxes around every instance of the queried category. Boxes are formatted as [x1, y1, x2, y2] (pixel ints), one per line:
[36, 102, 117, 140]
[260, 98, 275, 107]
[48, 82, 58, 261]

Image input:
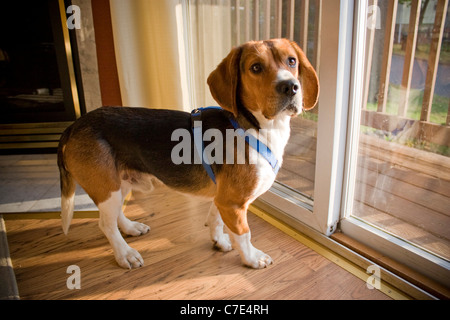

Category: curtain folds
[109, 0, 233, 111]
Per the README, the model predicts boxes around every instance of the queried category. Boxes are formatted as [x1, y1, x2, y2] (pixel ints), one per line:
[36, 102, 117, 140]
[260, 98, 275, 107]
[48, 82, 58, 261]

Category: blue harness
[191, 106, 280, 184]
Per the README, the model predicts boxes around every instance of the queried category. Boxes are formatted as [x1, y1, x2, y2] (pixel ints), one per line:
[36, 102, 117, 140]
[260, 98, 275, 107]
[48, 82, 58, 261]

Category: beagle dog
[58, 39, 319, 269]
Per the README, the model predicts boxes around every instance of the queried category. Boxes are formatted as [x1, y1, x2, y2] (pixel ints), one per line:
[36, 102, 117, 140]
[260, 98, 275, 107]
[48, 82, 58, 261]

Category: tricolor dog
[58, 39, 319, 269]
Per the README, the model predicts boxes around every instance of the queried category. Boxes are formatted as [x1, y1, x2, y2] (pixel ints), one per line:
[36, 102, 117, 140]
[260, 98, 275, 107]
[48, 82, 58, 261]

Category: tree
[398, 0, 431, 26]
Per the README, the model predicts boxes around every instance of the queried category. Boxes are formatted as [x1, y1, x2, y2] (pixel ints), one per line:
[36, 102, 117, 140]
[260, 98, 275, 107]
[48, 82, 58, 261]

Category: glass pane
[187, 1, 319, 201]
[353, 0, 450, 261]
[273, 0, 320, 201]
[277, 113, 317, 200]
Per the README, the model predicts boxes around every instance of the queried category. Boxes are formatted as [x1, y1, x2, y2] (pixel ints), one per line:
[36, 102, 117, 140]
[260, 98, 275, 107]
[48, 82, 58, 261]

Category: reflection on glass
[353, 0, 450, 261]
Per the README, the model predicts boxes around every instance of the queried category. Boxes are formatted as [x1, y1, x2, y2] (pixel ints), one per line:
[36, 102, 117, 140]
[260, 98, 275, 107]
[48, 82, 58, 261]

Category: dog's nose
[276, 79, 299, 97]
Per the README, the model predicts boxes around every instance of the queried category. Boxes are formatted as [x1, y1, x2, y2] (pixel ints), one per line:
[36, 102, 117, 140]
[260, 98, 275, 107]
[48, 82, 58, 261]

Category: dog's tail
[57, 126, 76, 235]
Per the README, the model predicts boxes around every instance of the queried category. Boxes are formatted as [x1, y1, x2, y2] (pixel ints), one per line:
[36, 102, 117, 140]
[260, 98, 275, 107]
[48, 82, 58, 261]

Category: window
[340, 0, 450, 286]
[350, 1, 450, 263]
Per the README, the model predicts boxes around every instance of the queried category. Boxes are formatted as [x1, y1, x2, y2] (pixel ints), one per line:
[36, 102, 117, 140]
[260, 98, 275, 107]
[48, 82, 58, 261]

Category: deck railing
[231, 0, 322, 74]
[363, 0, 449, 149]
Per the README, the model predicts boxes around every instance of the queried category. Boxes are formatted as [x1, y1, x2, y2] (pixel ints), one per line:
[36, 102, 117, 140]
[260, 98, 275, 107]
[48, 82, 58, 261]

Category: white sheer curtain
[109, 0, 232, 111]
[183, 0, 232, 108]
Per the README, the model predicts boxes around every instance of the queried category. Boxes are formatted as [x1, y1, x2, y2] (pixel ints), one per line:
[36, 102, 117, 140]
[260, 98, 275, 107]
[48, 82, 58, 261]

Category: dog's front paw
[115, 246, 144, 269]
[242, 249, 273, 269]
[213, 233, 233, 252]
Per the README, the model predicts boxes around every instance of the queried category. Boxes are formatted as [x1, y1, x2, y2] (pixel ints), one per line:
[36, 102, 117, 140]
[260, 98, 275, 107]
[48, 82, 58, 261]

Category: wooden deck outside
[278, 117, 450, 261]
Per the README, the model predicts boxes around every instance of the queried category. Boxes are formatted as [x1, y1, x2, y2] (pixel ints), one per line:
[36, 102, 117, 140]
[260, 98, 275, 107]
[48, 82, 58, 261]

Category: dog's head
[207, 39, 319, 120]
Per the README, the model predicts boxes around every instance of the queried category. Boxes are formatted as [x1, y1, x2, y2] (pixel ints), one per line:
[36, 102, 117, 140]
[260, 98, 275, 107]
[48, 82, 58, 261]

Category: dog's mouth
[261, 100, 301, 120]
[261, 102, 299, 120]
[284, 103, 300, 116]
[279, 98, 303, 117]
[278, 89, 303, 117]
[258, 93, 302, 120]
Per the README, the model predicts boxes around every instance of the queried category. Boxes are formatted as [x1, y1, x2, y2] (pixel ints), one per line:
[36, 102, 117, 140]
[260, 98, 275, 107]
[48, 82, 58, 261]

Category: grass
[361, 125, 450, 156]
[393, 43, 450, 65]
[300, 111, 318, 122]
[366, 84, 449, 125]
[366, 84, 449, 156]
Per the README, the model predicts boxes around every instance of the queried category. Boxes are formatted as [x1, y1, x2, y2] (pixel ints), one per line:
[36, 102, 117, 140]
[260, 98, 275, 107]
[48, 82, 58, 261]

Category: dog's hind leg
[98, 189, 144, 269]
[118, 213, 150, 237]
[116, 184, 150, 237]
[206, 202, 232, 252]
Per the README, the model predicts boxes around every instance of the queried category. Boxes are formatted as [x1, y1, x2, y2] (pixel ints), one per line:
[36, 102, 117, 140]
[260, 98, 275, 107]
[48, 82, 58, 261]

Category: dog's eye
[250, 63, 263, 74]
[288, 57, 297, 68]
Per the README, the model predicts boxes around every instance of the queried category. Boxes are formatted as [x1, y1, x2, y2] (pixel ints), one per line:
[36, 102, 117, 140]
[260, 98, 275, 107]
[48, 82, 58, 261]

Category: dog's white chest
[251, 114, 291, 198]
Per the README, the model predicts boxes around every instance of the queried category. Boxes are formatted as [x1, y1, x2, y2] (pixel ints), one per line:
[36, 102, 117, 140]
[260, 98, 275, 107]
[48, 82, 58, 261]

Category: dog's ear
[207, 46, 242, 117]
[290, 41, 319, 110]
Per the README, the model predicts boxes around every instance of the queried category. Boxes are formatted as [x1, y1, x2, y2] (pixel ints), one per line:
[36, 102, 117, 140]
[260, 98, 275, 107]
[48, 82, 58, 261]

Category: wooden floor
[278, 117, 450, 261]
[5, 187, 389, 300]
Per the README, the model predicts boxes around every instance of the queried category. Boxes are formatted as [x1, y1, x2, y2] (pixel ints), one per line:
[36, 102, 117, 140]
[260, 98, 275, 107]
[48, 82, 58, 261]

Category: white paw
[243, 249, 273, 269]
[213, 233, 233, 252]
[115, 246, 144, 269]
[121, 221, 150, 237]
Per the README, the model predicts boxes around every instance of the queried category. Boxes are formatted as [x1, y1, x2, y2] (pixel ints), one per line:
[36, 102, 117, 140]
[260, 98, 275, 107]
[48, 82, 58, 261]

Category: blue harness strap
[191, 107, 219, 184]
[190, 106, 280, 184]
[228, 117, 280, 175]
